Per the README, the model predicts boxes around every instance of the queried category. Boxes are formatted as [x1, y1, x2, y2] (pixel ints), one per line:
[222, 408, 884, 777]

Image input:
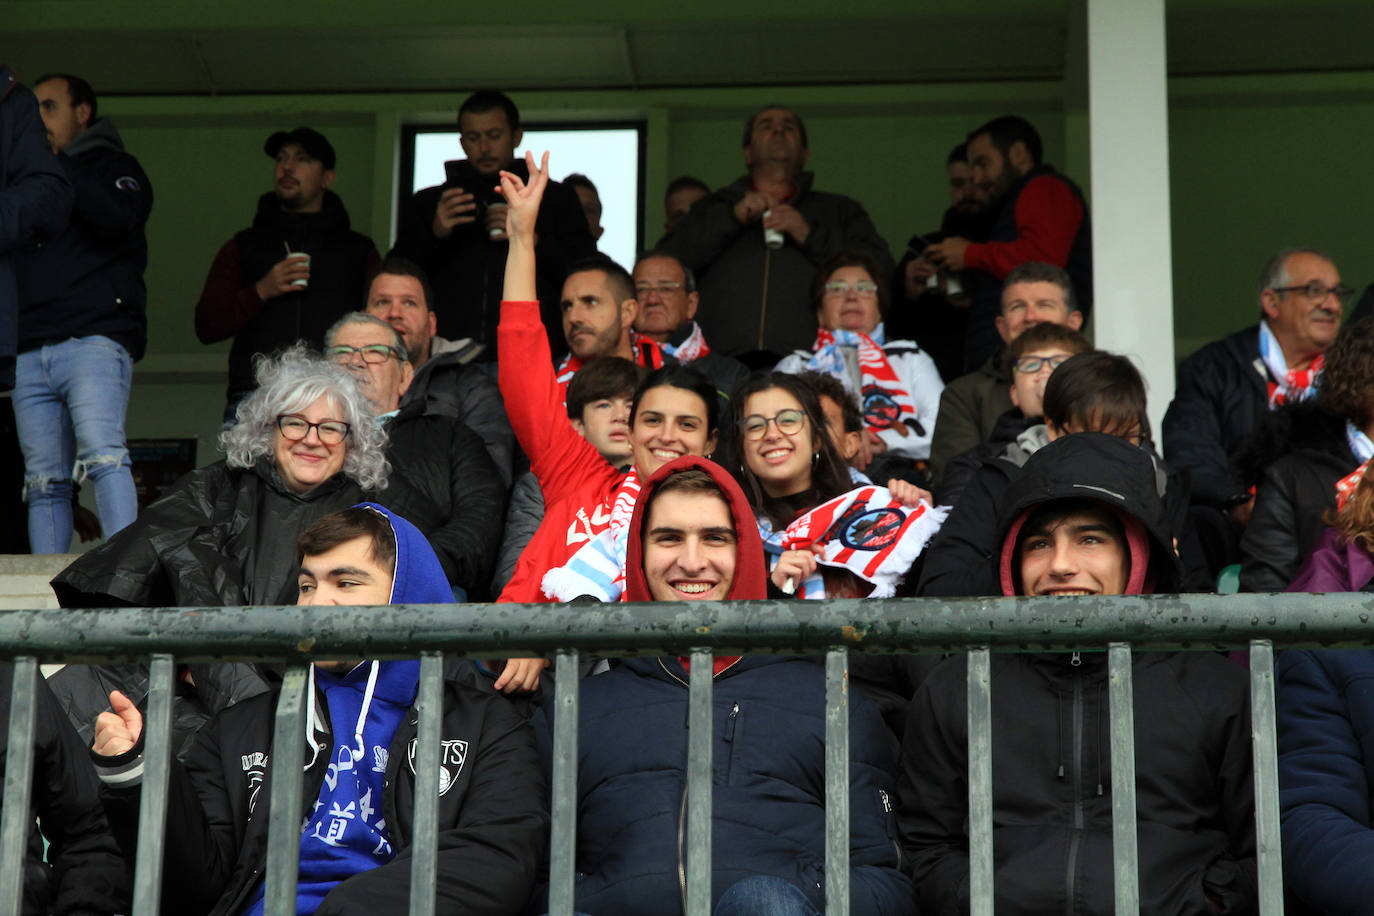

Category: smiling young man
[91, 504, 545, 915]
[900, 434, 1257, 915]
[529, 456, 916, 916]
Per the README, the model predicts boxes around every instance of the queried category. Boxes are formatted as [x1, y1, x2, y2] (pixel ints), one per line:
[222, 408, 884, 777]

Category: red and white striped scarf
[556, 333, 669, 403]
[778, 485, 948, 598]
[540, 469, 642, 602]
[809, 328, 918, 435]
[662, 321, 711, 364]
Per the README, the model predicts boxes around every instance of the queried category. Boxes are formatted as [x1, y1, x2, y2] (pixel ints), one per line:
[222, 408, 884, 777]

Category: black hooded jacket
[195, 190, 380, 403]
[898, 435, 1257, 915]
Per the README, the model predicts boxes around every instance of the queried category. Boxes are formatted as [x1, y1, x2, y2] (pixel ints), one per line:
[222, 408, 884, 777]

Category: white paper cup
[287, 252, 311, 287]
[487, 203, 509, 241]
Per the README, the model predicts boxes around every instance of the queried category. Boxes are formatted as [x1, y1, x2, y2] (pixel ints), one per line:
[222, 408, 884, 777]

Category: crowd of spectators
[3, 70, 1373, 914]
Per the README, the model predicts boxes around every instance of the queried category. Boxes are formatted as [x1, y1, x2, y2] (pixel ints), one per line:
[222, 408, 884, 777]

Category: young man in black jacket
[18, 73, 150, 553]
[899, 434, 1257, 915]
[91, 505, 546, 914]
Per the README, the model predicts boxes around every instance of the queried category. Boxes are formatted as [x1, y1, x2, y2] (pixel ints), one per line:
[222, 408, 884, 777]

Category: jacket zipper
[678, 784, 689, 912]
[1065, 665, 1084, 916]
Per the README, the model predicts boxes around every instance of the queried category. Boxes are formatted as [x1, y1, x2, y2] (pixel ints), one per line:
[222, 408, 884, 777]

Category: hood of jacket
[350, 501, 452, 604]
[995, 433, 1180, 596]
[61, 116, 125, 158]
[249, 188, 352, 234]
[624, 455, 767, 602]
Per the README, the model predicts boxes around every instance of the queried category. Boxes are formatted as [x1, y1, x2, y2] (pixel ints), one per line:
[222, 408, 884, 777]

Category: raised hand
[497, 150, 550, 247]
[92, 690, 143, 757]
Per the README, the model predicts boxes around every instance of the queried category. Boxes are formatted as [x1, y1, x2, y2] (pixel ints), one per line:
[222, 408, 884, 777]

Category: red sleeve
[193, 239, 265, 344]
[497, 300, 613, 500]
[962, 175, 1084, 279]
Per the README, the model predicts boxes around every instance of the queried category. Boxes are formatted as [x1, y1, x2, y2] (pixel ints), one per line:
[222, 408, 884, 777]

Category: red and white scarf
[540, 469, 642, 602]
[1259, 320, 1324, 409]
[771, 485, 948, 599]
[807, 328, 917, 435]
[556, 333, 669, 403]
[661, 321, 711, 364]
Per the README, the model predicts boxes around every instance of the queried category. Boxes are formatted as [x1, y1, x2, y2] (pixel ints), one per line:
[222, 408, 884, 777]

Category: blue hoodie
[243, 503, 453, 915]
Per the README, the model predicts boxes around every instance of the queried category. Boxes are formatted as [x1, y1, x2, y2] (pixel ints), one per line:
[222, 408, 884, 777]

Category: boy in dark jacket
[899, 434, 1257, 914]
[531, 455, 916, 916]
[91, 504, 546, 915]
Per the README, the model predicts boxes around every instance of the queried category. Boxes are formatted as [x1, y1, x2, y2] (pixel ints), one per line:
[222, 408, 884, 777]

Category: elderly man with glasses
[1162, 247, 1353, 579]
[631, 250, 749, 432]
[324, 312, 506, 600]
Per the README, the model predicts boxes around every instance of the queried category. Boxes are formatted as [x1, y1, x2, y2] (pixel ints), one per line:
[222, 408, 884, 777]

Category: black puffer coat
[52, 458, 377, 608]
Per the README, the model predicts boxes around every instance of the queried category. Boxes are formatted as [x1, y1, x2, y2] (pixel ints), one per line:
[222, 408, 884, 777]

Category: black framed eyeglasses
[326, 344, 401, 365]
[1013, 355, 1071, 374]
[1270, 281, 1356, 306]
[276, 415, 351, 445]
[739, 409, 807, 440]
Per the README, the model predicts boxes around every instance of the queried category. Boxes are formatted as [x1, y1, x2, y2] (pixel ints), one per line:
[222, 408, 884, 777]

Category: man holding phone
[390, 90, 595, 364]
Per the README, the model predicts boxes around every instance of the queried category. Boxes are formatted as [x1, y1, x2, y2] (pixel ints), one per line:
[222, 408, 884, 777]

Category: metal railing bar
[0, 658, 37, 916]
[1108, 643, 1140, 915]
[966, 648, 993, 916]
[408, 652, 443, 916]
[548, 650, 580, 916]
[1249, 640, 1285, 916]
[132, 654, 175, 915]
[686, 648, 713, 916]
[824, 648, 850, 916]
[265, 665, 308, 914]
[11, 593, 1374, 662]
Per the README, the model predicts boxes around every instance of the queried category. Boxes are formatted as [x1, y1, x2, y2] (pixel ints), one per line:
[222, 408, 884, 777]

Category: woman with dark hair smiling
[731, 372, 940, 599]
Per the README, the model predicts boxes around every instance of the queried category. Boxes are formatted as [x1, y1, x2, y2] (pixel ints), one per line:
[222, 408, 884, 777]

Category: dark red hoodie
[624, 456, 767, 673]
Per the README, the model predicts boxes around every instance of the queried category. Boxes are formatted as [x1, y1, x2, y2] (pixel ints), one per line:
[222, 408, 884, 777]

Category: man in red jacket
[923, 115, 1092, 373]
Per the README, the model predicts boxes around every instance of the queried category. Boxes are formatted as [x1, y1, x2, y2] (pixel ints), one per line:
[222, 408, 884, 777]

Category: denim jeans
[713, 876, 821, 916]
[14, 335, 138, 553]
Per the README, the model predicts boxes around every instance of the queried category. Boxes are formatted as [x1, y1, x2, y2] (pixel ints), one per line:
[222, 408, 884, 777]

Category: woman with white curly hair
[54, 347, 398, 609]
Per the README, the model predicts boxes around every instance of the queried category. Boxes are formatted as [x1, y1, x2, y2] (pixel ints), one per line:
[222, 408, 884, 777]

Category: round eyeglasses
[739, 409, 807, 440]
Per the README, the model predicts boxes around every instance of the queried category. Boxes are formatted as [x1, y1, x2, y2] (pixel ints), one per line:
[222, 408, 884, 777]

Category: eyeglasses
[634, 281, 684, 296]
[277, 415, 351, 445]
[1013, 354, 1071, 374]
[1271, 281, 1356, 306]
[325, 344, 401, 365]
[823, 280, 878, 297]
[739, 409, 807, 440]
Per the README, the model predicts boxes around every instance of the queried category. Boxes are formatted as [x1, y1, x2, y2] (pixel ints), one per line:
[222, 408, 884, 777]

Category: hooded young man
[530, 455, 915, 916]
[899, 434, 1256, 915]
[91, 504, 546, 915]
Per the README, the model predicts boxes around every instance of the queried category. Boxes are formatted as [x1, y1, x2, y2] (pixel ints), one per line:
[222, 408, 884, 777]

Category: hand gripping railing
[0, 590, 1362, 915]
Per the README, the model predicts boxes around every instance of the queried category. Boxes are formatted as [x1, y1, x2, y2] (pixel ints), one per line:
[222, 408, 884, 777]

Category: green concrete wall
[100, 75, 1373, 463]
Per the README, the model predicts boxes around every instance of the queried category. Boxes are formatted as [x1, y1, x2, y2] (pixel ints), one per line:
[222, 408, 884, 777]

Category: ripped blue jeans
[14, 335, 138, 553]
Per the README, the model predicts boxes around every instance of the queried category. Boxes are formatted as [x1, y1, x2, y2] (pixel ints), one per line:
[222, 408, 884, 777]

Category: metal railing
[0, 592, 1364, 915]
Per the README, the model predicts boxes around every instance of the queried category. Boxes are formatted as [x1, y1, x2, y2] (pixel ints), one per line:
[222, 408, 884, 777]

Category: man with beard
[195, 127, 379, 419]
[887, 142, 987, 381]
[922, 116, 1092, 373]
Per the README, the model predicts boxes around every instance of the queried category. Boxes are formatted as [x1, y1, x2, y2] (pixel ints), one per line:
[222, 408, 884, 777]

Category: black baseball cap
[264, 127, 336, 170]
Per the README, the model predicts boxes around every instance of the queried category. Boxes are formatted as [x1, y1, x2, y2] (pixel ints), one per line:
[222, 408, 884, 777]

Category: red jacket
[497, 299, 624, 603]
